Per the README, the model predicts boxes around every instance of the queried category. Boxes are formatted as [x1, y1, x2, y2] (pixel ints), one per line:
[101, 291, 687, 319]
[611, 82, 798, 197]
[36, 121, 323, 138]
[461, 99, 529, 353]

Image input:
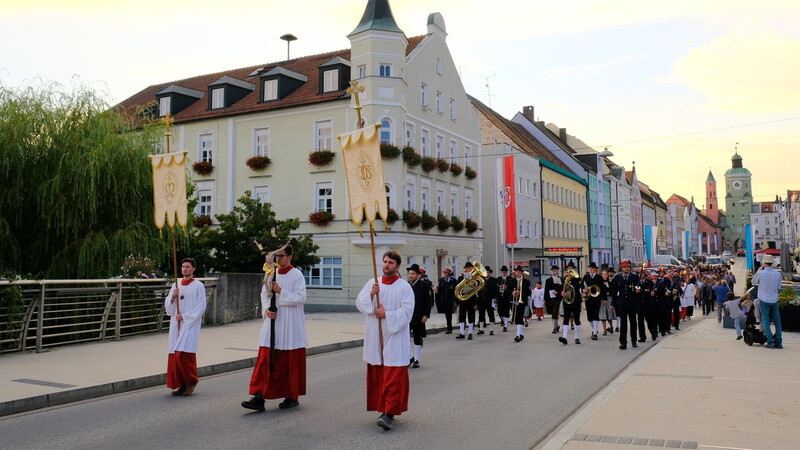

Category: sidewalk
[0, 312, 447, 417]
[540, 315, 799, 450]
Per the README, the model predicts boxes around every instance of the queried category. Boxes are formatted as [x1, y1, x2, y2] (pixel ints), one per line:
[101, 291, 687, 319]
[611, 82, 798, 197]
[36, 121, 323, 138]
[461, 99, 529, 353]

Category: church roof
[706, 170, 716, 183]
[349, 0, 403, 36]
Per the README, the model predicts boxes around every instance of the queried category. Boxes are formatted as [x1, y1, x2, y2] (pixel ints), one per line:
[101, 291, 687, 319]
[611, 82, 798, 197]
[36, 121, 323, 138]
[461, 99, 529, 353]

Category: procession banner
[149, 151, 189, 230]
[503, 155, 517, 244]
[338, 124, 387, 226]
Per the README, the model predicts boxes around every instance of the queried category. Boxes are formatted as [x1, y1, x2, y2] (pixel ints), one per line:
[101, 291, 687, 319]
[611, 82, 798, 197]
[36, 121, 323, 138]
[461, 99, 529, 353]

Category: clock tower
[723, 151, 752, 251]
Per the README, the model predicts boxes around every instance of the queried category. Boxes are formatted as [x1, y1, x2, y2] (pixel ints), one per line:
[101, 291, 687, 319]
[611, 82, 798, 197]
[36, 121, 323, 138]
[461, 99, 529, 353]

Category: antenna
[483, 74, 496, 107]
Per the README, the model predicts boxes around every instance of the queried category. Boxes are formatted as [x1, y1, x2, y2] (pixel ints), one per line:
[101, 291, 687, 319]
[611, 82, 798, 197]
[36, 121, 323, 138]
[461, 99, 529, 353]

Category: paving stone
[680, 442, 698, 449]
[633, 438, 649, 445]
[665, 440, 682, 448]
[649, 439, 665, 446]
[573, 434, 588, 441]
[585, 434, 602, 442]
[618, 437, 633, 445]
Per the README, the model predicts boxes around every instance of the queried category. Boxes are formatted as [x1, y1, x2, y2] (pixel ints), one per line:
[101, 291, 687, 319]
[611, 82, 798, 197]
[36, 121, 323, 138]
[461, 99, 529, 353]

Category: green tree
[0, 83, 167, 278]
[192, 192, 319, 273]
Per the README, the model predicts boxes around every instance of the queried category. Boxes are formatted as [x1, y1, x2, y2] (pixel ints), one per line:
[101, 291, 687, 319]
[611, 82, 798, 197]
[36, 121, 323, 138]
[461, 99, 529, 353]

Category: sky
[2, 0, 799, 210]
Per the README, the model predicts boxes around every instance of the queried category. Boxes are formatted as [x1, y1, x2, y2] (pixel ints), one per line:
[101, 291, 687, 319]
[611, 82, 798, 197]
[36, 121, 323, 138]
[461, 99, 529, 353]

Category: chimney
[522, 106, 534, 122]
[559, 128, 567, 142]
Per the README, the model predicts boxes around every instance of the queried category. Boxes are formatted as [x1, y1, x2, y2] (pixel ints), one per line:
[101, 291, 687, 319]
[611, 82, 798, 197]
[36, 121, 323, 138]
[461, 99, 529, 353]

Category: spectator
[751, 254, 783, 349]
[712, 280, 730, 324]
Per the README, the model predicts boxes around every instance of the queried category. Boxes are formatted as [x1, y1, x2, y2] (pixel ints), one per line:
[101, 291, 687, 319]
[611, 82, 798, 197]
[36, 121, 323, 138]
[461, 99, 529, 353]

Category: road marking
[12, 379, 77, 389]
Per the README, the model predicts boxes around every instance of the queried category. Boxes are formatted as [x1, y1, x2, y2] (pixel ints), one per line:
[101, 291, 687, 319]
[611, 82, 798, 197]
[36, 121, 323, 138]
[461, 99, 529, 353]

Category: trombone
[511, 275, 526, 320]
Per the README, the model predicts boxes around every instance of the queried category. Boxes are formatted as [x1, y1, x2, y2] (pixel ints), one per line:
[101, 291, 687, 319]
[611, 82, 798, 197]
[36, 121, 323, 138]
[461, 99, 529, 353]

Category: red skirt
[249, 347, 306, 400]
[166, 351, 198, 389]
[366, 364, 409, 416]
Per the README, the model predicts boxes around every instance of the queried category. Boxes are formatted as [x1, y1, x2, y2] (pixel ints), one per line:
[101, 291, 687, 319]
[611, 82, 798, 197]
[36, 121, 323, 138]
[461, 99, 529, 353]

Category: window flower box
[465, 218, 479, 234]
[451, 216, 464, 232]
[194, 215, 212, 228]
[436, 212, 451, 232]
[192, 161, 214, 176]
[246, 156, 271, 171]
[449, 163, 463, 176]
[380, 143, 401, 160]
[308, 210, 335, 226]
[464, 166, 477, 180]
[402, 146, 421, 168]
[420, 156, 436, 173]
[308, 150, 335, 167]
[402, 210, 421, 228]
[421, 210, 436, 231]
[436, 158, 450, 172]
[376, 208, 399, 224]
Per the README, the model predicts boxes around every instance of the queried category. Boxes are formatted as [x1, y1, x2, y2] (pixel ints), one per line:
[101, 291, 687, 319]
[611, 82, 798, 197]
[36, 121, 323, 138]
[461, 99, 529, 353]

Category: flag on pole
[149, 151, 189, 230]
[338, 124, 387, 226]
[503, 155, 517, 244]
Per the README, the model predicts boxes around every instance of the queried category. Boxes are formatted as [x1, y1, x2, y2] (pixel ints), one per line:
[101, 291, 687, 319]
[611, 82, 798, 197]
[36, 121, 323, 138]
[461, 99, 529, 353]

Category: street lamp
[280, 33, 297, 60]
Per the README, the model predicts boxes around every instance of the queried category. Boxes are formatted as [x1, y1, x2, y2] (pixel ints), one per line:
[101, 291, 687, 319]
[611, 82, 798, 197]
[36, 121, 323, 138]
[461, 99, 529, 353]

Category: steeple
[349, 0, 403, 36]
[706, 170, 716, 183]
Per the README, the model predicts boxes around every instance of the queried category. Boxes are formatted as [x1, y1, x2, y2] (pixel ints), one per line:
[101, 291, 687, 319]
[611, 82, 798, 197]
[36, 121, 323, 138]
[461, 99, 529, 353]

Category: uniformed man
[511, 266, 531, 342]
[477, 266, 497, 336]
[610, 260, 640, 349]
[435, 268, 458, 334]
[544, 265, 563, 334]
[455, 262, 477, 340]
[637, 269, 658, 343]
[559, 262, 583, 345]
[582, 262, 605, 340]
[406, 264, 433, 368]
[653, 267, 673, 336]
[496, 266, 514, 332]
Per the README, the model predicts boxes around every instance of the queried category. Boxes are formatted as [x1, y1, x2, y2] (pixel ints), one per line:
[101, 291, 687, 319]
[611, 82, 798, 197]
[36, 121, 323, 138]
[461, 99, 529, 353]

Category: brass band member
[496, 266, 514, 331]
[637, 269, 658, 342]
[559, 261, 583, 345]
[456, 262, 477, 340]
[435, 268, 458, 334]
[610, 260, 640, 349]
[582, 262, 604, 340]
[477, 266, 497, 336]
[511, 266, 531, 342]
[544, 266, 563, 334]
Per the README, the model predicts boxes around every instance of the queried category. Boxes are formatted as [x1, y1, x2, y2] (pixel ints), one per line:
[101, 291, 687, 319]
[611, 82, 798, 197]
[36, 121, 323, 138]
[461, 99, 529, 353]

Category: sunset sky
[2, 0, 798, 208]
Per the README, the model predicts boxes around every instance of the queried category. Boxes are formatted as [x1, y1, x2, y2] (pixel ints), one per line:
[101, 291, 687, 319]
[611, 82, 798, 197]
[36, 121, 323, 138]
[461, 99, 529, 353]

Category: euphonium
[562, 269, 579, 305]
[455, 261, 487, 301]
[581, 284, 601, 302]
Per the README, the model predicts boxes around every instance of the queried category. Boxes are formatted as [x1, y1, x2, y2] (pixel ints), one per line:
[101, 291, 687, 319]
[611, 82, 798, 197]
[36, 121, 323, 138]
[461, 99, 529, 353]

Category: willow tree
[0, 83, 167, 278]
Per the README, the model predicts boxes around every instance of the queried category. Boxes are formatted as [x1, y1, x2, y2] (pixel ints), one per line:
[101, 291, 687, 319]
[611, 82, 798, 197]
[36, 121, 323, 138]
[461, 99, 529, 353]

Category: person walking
[242, 245, 307, 411]
[455, 262, 478, 340]
[407, 264, 433, 368]
[544, 266, 563, 334]
[751, 254, 783, 349]
[713, 280, 730, 324]
[610, 260, 640, 349]
[476, 266, 497, 336]
[435, 268, 458, 334]
[598, 270, 616, 336]
[165, 258, 207, 397]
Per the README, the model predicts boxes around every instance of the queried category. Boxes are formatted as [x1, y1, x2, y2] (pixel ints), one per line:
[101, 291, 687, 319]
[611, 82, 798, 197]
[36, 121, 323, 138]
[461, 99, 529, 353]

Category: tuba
[562, 269, 579, 304]
[582, 284, 601, 302]
[455, 261, 487, 301]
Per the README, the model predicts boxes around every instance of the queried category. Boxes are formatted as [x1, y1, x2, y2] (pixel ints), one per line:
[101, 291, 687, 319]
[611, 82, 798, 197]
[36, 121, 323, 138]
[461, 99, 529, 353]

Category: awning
[754, 248, 781, 255]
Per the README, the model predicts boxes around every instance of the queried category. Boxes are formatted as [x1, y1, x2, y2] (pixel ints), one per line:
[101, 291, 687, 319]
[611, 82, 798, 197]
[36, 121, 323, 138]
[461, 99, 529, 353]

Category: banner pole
[368, 221, 385, 364]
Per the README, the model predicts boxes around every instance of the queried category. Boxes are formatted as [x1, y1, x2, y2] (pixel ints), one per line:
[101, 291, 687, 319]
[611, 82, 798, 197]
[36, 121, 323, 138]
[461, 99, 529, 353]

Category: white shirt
[258, 267, 307, 350]
[681, 283, 696, 307]
[532, 287, 545, 308]
[356, 276, 414, 367]
[165, 279, 207, 354]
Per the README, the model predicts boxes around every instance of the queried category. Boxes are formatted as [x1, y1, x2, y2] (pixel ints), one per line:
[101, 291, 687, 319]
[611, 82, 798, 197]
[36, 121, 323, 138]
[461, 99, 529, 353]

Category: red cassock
[366, 364, 409, 416]
[167, 351, 198, 389]
[248, 347, 306, 399]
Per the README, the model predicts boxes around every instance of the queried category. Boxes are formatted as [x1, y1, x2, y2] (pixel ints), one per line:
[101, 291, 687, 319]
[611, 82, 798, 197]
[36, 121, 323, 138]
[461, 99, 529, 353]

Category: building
[750, 201, 782, 250]
[626, 168, 644, 265]
[698, 171, 724, 254]
[667, 194, 698, 259]
[723, 151, 753, 251]
[606, 162, 634, 266]
[118, 0, 483, 308]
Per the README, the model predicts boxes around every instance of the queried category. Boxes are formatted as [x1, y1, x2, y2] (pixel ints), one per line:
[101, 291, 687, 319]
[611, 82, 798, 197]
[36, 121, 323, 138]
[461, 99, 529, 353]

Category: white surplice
[258, 267, 307, 350]
[356, 276, 414, 367]
[165, 279, 207, 354]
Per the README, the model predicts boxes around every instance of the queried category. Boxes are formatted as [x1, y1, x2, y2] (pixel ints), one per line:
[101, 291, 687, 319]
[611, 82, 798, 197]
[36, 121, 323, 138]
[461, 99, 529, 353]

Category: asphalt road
[0, 320, 655, 450]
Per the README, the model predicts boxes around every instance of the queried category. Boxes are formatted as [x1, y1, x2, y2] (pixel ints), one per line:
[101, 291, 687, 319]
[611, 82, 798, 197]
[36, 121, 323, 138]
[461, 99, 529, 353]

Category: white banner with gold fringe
[149, 151, 189, 230]
[338, 124, 387, 227]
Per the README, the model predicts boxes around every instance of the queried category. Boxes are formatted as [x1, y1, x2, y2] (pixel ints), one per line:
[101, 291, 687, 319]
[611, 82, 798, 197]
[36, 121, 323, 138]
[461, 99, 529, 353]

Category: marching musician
[582, 262, 604, 341]
[435, 268, 458, 334]
[559, 261, 583, 345]
[637, 269, 658, 343]
[496, 266, 514, 332]
[610, 260, 640, 349]
[544, 266, 563, 334]
[653, 267, 674, 336]
[511, 266, 531, 342]
[477, 266, 497, 336]
[456, 262, 477, 340]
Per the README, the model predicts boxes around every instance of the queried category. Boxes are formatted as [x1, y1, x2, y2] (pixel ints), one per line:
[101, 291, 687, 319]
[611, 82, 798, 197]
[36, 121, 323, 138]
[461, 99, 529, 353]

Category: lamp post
[280, 33, 297, 60]
[611, 202, 622, 266]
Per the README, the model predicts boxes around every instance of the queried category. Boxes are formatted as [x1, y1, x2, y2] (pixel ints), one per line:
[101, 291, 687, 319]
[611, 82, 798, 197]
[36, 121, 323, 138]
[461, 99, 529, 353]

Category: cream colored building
[120, 1, 482, 309]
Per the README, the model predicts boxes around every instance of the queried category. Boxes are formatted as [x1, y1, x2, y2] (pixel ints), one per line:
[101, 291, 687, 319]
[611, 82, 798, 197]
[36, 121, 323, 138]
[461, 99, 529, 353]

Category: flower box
[421, 210, 436, 231]
[194, 215, 212, 228]
[465, 218, 478, 234]
[376, 208, 399, 224]
[192, 161, 214, 176]
[246, 155, 271, 171]
[464, 166, 477, 180]
[308, 150, 336, 167]
[436, 159, 450, 173]
[449, 163, 463, 176]
[308, 210, 335, 226]
[436, 212, 451, 232]
[451, 216, 464, 232]
[380, 143, 401, 160]
[402, 146, 421, 167]
[420, 156, 437, 173]
[402, 210, 421, 228]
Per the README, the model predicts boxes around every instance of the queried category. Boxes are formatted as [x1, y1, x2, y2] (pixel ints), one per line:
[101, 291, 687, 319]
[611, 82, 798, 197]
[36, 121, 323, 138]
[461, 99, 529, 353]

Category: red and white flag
[503, 155, 517, 244]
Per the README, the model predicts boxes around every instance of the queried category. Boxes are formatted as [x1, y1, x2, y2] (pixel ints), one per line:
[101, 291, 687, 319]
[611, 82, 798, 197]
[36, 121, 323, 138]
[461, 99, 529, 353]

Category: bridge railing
[0, 278, 218, 354]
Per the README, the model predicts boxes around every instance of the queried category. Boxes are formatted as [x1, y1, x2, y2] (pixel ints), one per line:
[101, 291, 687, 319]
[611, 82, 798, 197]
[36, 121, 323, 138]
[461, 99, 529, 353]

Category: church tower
[723, 150, 753, 250]
[705, 170, 719, 224]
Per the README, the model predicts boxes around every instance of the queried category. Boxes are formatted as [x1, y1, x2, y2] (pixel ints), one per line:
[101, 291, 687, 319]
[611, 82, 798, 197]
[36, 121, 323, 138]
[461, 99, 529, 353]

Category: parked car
[722, 251, 731, 258]
[706, 256, 723, 267]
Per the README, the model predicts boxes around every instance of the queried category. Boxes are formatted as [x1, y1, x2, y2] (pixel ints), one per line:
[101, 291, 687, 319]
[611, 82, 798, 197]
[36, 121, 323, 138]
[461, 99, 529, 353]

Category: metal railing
[0, 278, 217, 354]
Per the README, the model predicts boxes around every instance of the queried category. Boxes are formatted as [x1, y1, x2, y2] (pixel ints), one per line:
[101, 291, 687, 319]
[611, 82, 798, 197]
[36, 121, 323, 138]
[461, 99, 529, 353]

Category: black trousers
[410, 322, 426, 346]
[458, 301, 475, 324]
[618, 310, 638, 347]
[478, 302, 495, 325]
[562, 306, 581, 326]
[671, 300, 682, 330]
[656, 299, 672, 335]
[497, 300, 510, 319]
[638, 302, 658, 340]
[702, 298, 714, 315]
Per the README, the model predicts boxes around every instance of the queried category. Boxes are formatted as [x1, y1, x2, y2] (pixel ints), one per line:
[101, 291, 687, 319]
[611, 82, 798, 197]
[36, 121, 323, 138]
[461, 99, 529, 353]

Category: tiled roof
[468, 95, 573, 174]
[116, 35, 425, 124]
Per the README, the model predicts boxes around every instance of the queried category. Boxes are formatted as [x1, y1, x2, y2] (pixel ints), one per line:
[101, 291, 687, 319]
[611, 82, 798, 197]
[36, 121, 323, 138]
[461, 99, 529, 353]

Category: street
[0, 320, 658, 450]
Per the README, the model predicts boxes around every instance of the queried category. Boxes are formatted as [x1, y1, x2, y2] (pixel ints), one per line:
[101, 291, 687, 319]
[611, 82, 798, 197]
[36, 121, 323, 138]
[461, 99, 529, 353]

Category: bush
[421, 210, 436, 230]
[246, 155, 271, 171]
[436, 212, 451, 232]
[380, 143, 401, 160]
[420, 156, 437, 173]
[465, 218, 479, 234]
[402, 146, 421, 167]
[120, 255, 158, 278]
[403, 210, 421, 228]
[451, 216, 464, 232]
[193, 215, 212, 229]
[308, 150, 336, 167]
[465, 166, 477, 180]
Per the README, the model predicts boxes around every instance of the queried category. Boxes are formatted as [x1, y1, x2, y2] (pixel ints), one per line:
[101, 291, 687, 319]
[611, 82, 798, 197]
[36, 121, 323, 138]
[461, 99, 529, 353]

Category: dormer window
[211, 88, 225, 109]
[159, 96, 171, 117]
[263, 79, 278, 101]
[323, 69, 339, 93]
[155, 85, 203, 117]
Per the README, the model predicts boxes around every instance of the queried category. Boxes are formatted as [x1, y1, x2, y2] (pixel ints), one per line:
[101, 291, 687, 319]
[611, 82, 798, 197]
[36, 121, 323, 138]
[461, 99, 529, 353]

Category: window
[199, 134, 213, 163]
[379, 64, 392, 77]
[357, 65, 366, 79]
[449, 98, 457, 120]
[464, 146, 472, 167]
[465, 190, 473, 219]
[421, 82, 429, 107]
[527, 220, 532, 238]
[533, 182, 538, 198]
[211, 88, 224, 109]
[435, 90, 443, 114]
[159, 97, 170, 117]
[253, 128, 270, 157]
[197, 189, 212, 217]
[421, 129, 430, 157]
[449, 140, 457, 164]
[315, 181, 333, 213]
[436, 189, 445, 213]
[385, 184, 393, 209]
[252, 185, 270, 204]
[263, 79, 278, 101]
[525, 179, 530, 197]
[421, 185, 431, 213]
[450, 188, 459, 216]
[380, 119, 391, 145]
[304, 257, 343, 287]
[436, 57, 442, 75]
[323, 69, 339, 92]
[405, 180, 416, 210]
[315, 120, 332, 151]
[436, 135, 444, 159]
[519, 219, 524, 238]
[404, 122, 415, 148]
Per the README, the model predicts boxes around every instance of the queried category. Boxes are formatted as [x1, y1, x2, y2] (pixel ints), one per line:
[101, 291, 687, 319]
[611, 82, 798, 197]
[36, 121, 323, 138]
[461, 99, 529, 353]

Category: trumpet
[511, 275, 525, 321]
[455, 261, 488, 301]
[581, 284, 601, 302]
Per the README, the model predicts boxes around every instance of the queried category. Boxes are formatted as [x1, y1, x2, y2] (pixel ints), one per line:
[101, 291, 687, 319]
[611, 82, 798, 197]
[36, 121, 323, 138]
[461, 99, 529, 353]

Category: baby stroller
[742, 299, 766, 347]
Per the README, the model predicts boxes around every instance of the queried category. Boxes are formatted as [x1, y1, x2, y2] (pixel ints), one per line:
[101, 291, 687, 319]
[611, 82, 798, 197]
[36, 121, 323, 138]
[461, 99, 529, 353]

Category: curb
[0, 325, 446, 418]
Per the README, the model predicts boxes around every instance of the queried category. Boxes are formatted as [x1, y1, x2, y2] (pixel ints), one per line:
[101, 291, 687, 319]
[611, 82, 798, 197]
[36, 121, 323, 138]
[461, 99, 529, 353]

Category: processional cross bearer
[254, 235, 297, 368]
[339, 80, 390, 363]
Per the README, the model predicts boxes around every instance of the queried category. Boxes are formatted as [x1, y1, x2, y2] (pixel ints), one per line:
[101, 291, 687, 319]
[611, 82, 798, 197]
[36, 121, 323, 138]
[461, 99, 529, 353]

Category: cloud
[669, 32, 800, 113]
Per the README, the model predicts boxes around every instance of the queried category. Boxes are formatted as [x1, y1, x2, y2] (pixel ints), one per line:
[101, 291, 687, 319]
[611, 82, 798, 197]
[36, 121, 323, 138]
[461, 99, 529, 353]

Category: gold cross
[161, 113, 174, 153]
[346, 81, 366, 127]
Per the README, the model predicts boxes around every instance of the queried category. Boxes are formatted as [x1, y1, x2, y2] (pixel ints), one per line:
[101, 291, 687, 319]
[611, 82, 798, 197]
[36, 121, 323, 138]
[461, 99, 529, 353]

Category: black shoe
[619, 345, 627, 350]
[376, 413, 394, 430]
[575, 339, 581, 345]
[514, 336, 521, 342]
[519, 334, 525, 340]
[455, 334, 465, 339]
[591, 333, 598, 341]
[489, 330, 494, 336]
[503, 327, 508, 332]
[638, 339, 646, 343]
[552, 327, 559, 334]
[467, 333, 473, 340]
[538, 317, 541, 321]
[736, 336, 743, 340]
[278, 398, 299, 409]
[652, 335, 657, 341]
[444, 330, 452, 334]
[476, 330, 485, 335]
[570, 325, 575, 330]
[409, 357, 415, 367]
[776, 344, 784, 349]
[412, 359, 420, 368]
[667, 330, 672, 334]
[661, 332, 666, 336]
[558, 337, 568, 345]
[632, 343, 638, 348]
[615, 327, 619, 332]
[171, 385, 186, 396]
[242, 394, 265, 411]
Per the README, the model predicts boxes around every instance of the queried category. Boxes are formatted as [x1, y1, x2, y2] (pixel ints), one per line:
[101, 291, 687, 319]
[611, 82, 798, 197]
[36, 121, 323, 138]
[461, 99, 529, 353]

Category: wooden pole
[172, 228, 181, 331]
[368, 221, 384, 363]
